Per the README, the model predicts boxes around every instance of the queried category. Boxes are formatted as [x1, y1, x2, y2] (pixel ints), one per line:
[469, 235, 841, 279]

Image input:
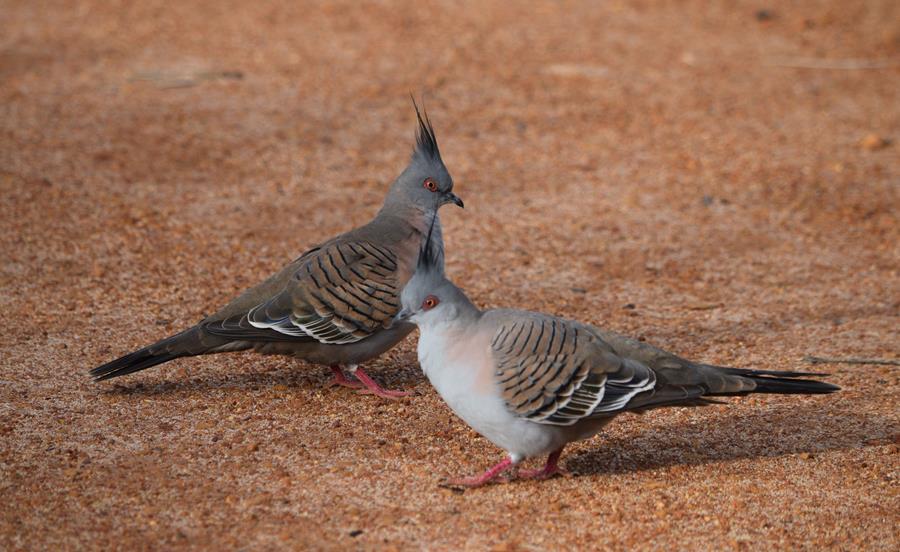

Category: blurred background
[1, 1, 897, 549]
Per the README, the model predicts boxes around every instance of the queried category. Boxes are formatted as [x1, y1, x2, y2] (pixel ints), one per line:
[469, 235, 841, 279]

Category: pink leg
[328, 365, 364, 389]
[440, 457, 516, 489]
[352, 367, 411, 399]
[517, 448, 566, 480]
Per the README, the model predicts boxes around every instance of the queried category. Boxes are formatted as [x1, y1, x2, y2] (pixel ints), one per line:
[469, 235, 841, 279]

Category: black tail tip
[89, 349, 179, 382]
[715, 366, 840, 395]
[752, 377, 841, 395]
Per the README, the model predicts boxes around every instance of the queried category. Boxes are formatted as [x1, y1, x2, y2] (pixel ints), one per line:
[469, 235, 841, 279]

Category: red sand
[1, 1, 898, 549]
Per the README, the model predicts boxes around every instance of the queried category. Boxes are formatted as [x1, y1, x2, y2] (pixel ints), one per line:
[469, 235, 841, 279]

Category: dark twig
[765, 57, 899, 70]
[803, 355, 900, 367]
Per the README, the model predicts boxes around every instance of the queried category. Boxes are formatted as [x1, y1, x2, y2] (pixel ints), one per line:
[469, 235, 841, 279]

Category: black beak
[391, 307, 412, 328]
[444, 192, 464, 209]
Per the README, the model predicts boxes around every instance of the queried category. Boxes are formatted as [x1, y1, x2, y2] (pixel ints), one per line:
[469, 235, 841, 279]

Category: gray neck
[448, 283, 481, 325]
[370, 197, 436, 234]
[368, 202, 444, 271]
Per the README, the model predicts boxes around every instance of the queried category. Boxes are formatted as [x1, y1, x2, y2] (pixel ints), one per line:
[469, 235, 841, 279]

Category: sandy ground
[1, 1, 899, 549]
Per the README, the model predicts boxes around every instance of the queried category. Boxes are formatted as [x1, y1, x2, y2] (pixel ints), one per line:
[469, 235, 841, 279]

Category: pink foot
[352, 367, 411, 400]
[328, 366, 364, 389]
[517, 448, 566, 480]
[439, 457, 515, 489]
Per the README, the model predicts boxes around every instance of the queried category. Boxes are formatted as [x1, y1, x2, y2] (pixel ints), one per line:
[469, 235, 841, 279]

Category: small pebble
[859, 134, 891, 151]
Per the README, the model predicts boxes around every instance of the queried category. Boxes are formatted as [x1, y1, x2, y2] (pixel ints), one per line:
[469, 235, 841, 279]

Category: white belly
[417, 327, 563, 461]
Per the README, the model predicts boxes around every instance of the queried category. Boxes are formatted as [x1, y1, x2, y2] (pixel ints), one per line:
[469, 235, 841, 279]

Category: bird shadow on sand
[97, 358, 425, 398]
[565, 401, 895, 476]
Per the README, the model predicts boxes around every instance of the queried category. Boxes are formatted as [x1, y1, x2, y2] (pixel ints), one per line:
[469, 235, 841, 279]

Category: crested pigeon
[91, 102, 462, 399]
[394, 246, 839, 486]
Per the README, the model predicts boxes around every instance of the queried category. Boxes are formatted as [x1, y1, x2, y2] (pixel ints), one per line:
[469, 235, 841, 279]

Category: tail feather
[739, 374, 839, 394]
[707, 365, 840, 395]
[90, 348, 185, 381]
[629, 364, 840, 411]
[90, 327, 207, 382]
[713, 365, 831, 379]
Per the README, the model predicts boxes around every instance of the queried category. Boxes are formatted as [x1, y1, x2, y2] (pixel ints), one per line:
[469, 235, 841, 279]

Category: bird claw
[328, 366, 365, 389]
[438, 457, 515, 489]
[328, 376, 365, 390]
[514, 449, 567, 481]
[351, 367, 412, 400]
[329, 365, 410, 399]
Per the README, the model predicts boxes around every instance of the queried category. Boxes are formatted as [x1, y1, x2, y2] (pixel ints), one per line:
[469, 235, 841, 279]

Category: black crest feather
[411, 95, 441, 162]
[417, 213, 443, 273]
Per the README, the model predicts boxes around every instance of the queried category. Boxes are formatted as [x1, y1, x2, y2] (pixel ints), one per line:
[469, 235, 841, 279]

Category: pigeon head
[396, 267, 464, 328]
[394, 219, 475, 328]
[383, 100, 463, 213]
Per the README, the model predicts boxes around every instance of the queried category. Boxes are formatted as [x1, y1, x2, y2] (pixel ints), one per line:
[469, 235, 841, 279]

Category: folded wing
[204, 240, 401, 345]
[491, 314, 656, 426]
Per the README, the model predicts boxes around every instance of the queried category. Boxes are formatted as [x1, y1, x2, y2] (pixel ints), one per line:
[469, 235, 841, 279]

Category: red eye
[423, 178, 438, 192]
[422, 295, 440, 310]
